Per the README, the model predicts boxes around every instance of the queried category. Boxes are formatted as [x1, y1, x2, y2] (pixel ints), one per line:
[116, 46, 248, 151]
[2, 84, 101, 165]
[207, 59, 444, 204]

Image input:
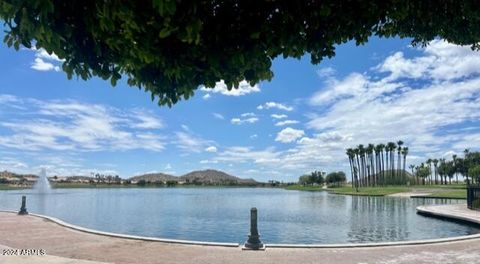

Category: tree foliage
[2, 1, 480, 106]
[416, 149, 480, 185]
[298, 170, 324, 185]
[346, 141, 409, 188]
[415, 166, 430, 182]
[469, 165, 480, 183]
[325, 171, 346, 186]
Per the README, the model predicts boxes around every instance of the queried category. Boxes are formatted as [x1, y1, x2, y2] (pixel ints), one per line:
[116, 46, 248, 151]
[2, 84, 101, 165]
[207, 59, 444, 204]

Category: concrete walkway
[1, 211, 480, 264]
[417, 203, 480, 224]
[388, 192, 432, 197]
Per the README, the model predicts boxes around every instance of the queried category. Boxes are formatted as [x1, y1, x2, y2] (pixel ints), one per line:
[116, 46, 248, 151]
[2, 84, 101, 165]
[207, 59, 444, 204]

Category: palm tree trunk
[349, 157, 354, 189]
[391, 151, 394, 184]
[381, 151, 385, 185]
[383, 150, 389, 184]
[356, 154, 361, 187]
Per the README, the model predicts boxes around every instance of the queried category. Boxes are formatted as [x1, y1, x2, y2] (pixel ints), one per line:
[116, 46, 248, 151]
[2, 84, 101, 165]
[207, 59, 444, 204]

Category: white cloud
[203, 94, 211, 100]
[31, 58, 60, 72]
[257, 102, 293, 111]
[250, 134, 258, 139]
[309, 73, 369, 105]
[0, 94, 21, 104]
[213, 146, 281, 165]
[231, 113, 259, 125]
[200, 159, 218, 164]
[205, 146, 218, 152]
[175, 130, 214, 153]
[376, 39, 480, 82]
[201, 80, 260, 96]
[212, 113, 224, 120]
[275, 120, 299, 126]
[241, 112, 256, 117]
[130, 110, 163, 129]
[275, 127, 305, 143]
[0, 97, 166, 152]
[231, 117, 259, 125]
[0, 157, 28, 171]
[317, 67, 336, 78]
[30, 48, 64, 72]
[34, 48, 64, 62]
[271, 114, 287, 119]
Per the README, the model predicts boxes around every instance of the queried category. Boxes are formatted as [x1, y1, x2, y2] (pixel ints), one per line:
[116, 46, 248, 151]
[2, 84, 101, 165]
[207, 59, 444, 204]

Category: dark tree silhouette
[2, 1, 480, 106]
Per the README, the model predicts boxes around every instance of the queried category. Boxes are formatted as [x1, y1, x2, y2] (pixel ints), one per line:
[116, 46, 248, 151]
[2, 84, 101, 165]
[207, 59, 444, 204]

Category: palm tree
[354, 148, 362, 187]
[452, 154, 458, 184]
[367, 144, 375, 186]
[409, 164, 416, 184]
[374, 144, 382, 185]
[397, 140, 404, 183]
[346, 148, 358, 190]
[379, 144, 386, 185]
[446, 160, 455, 184]
[386, 142, 397, 184]
[426, 159, 432, 185]
[433, 159, 439, 185]
[385, 144, 389, 184]
[438, 158, 445, 185]
[395, 146, 401, 183]
[401, 147, 408, 184]
[358, 145, 366, 186]
[416, 163, 430, 185]
[464, 149, 470, 184]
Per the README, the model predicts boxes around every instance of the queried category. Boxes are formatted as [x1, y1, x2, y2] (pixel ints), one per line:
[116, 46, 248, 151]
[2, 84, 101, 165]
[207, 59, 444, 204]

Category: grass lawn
[410, 184, 466, 190]
[284, 185, 325, 191]
[329, 186, 410, 196]
[51, 183, 132, 189]
[0, 184, 28, 190]
[425, 190, 467, 199]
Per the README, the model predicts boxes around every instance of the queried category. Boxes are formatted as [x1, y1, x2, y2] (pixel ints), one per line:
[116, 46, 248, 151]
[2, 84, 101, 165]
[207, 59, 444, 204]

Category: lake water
[0, 188, 477, 244]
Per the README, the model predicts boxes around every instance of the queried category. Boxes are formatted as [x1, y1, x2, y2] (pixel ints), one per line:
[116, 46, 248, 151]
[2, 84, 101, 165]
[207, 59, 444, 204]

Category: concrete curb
[267, 233, 480, 248]
[412, 196, 466, 200]
[0, 210, 239, 247]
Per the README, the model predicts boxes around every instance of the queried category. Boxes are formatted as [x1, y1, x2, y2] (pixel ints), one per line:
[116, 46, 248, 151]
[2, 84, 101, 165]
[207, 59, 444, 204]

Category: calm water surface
[0, 188, 477, 244]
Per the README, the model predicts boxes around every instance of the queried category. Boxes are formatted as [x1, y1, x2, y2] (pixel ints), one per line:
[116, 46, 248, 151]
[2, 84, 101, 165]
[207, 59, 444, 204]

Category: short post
[243, 207, 265, 250]
[18, 196, 28, 215]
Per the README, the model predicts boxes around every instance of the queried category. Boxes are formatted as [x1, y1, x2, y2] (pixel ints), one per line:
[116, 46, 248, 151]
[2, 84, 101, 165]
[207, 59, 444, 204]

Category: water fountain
[33, 168, 51, 193]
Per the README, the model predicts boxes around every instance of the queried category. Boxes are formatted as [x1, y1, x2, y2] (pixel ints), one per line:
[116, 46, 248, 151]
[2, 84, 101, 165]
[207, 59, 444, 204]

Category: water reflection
[348, 196, 409, 242]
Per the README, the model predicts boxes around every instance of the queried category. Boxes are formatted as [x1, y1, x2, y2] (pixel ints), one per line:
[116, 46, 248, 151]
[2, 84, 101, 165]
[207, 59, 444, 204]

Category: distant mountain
[129, 173, 177, 183]
[128, 169, 257, 185]
[1, 169, 258, 186]
[0, 171, 37, 179]
[179, 169, 257, 185]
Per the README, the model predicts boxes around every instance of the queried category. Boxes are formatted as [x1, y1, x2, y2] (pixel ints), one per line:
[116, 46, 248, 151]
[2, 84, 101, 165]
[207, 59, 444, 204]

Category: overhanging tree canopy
[1, 1, 479, 106]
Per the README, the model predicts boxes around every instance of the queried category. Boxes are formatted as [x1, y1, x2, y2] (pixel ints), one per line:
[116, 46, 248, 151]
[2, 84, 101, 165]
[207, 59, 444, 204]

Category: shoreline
[1, 184, 467, 200]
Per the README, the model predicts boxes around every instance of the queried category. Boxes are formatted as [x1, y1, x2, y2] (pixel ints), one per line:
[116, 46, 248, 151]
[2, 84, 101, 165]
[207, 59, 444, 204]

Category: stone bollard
[243, 207, 265, 250]
[18, 195, 28, 215]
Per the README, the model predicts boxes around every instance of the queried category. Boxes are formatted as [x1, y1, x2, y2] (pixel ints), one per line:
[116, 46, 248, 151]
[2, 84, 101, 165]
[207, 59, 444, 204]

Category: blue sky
[1, 34, 480, 182]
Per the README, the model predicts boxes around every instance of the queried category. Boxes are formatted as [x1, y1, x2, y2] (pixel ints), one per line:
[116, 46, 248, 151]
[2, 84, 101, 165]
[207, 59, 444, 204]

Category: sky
[1, 33, 480, 182]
